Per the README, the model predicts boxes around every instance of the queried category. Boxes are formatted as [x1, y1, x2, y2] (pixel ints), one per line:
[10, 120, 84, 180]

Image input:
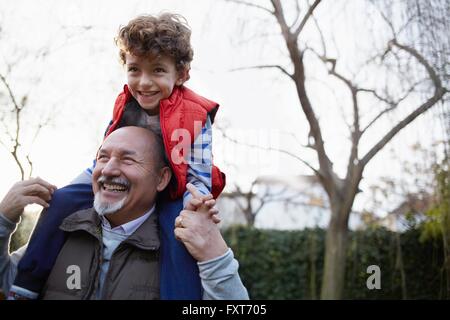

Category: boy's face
[125, 53, 185, 115]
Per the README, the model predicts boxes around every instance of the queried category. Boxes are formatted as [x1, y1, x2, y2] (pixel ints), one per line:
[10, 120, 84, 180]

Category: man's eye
[123, 158, 135, 164]
[97, 155, 108, 161]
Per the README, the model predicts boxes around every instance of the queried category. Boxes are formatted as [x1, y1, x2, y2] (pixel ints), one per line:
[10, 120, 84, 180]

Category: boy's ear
[176, 67, 190, 86]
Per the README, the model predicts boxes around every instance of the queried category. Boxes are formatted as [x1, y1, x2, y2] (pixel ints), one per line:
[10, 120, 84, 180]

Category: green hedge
[223, 226, 446, 299]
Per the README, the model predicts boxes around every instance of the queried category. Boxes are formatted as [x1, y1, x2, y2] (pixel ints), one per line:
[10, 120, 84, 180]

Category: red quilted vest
[104, 85, 226, 199]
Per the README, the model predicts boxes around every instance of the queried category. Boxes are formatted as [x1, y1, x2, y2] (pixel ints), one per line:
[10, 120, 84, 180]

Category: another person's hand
[0, 177, 57, 223]
[174, 207, 228, 262]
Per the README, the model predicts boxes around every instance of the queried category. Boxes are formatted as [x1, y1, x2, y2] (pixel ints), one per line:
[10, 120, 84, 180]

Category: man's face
[92, 127, 168, 222]
[125, 53, 184, 116]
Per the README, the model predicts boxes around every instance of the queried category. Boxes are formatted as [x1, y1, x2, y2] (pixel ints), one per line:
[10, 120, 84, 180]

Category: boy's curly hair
[115, 13, 193, 72]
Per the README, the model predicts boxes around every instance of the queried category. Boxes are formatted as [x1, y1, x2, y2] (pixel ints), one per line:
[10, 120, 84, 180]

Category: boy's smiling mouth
[138, 91, 159, 97]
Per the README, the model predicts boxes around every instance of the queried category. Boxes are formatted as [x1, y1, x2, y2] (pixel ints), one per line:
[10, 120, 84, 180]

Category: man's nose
[101, 158, 121, 176]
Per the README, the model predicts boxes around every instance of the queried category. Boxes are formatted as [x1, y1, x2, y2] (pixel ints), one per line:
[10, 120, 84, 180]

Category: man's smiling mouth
[98, 176, 130, 193]
[102, 182, 129, 192]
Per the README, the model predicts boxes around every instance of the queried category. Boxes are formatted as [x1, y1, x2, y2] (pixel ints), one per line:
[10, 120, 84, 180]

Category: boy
[9, 13, 225, 300]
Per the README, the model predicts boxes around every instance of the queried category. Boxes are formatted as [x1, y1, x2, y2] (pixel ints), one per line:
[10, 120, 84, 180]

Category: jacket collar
[159, 85, 182, 113]
[60, 207, 160, 251]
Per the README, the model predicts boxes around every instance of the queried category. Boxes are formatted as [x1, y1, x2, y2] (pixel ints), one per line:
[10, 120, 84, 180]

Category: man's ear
[156, 166, 172, 192]
[176, 67, 190, 86]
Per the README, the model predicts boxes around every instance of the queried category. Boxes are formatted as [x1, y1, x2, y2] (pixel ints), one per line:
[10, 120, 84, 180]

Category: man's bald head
[103, 126, 167, 169]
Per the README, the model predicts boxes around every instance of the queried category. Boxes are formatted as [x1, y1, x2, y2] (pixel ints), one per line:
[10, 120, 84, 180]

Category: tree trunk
[320, 209, 350, 299]
[309, 230, 317, 299]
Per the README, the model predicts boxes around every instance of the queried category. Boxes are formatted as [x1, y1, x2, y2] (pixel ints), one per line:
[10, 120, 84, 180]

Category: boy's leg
[10, 183, 94, 299]
[158, 198, 202, 300]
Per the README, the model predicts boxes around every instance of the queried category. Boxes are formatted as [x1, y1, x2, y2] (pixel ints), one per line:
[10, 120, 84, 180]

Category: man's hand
[174, 208, 228, 262]
[0, 177, 57, 223]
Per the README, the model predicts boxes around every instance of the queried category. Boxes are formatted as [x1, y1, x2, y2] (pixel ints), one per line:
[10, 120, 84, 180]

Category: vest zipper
[82, 239, 103, 299]
[100, 243, 125, 299]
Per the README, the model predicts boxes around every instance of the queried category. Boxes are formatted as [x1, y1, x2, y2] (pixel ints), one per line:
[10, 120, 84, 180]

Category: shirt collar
[101, 205, 156, 236]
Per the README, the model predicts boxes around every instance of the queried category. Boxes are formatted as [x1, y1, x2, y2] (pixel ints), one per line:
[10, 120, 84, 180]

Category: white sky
[0, 0, 446, 217]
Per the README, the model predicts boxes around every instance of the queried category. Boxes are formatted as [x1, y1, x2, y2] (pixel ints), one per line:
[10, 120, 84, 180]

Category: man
[0, 126, 248, 299]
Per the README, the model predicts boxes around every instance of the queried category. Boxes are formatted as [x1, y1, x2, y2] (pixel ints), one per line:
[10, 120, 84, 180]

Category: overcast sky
[0, 0, 445, 217]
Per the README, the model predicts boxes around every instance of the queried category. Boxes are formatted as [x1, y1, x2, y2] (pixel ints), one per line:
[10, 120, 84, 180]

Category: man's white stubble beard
[93, 192, 127, 217]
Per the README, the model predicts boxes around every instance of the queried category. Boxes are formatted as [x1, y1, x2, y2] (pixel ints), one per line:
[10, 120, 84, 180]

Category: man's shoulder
[59, 207, 98, 233]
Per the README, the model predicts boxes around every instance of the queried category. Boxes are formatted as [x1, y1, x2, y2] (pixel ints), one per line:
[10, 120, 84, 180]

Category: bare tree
[0, 69, 51, 180]
[0, 19, 92, 181]
[215, 124, 327, 227]
[222, 178, 309, 226]
[226, 0, 448, 299]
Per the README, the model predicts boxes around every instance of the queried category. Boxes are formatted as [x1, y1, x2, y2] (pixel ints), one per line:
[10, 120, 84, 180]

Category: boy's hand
[0, 177, 57, 223]
[185, 183, 220, 224]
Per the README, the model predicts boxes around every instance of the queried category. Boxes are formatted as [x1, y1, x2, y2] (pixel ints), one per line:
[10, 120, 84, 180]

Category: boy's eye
[127, 66, 138, 72]
[154, 67, 165, 73]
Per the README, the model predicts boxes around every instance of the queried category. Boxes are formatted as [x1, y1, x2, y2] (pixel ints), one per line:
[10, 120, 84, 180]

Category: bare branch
[270, 0, 292, 41]
[0, 72, 21, 110]
[362, 106, 398, 135]
[306, 47, 365, 190]
[230, 64, 293, 79]
[226, 0, 274, 14]
[358, 88, 396, 106]
[375, 4, 417, 39]
[293, 0, 322, 38]
[360, 39, 448, 168]
[219, 128, 320, 175]
[359, 80, 423, 134]
[0, 72, 25, 179]
[26, 155, 33, 179]
[252, 195, 266, 217]
[311, 12, 326, 56]
[11, 146, 25, 180]
[232, 183, 247, 214]
[270, 0, 338, 197]
[361, 88, 447, 168]
[305, 73, 353, 132]
[289, 0, 302, 29]
[308, 47, 361, 138]
[280, 131, 314, 150]
[390, 39, 443, 91]
[376, 6, 396, 39]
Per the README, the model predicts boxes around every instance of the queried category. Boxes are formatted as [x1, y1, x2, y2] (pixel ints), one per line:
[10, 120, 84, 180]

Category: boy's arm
[70, 162, 95, 185]
[183, 115, 213, 208]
